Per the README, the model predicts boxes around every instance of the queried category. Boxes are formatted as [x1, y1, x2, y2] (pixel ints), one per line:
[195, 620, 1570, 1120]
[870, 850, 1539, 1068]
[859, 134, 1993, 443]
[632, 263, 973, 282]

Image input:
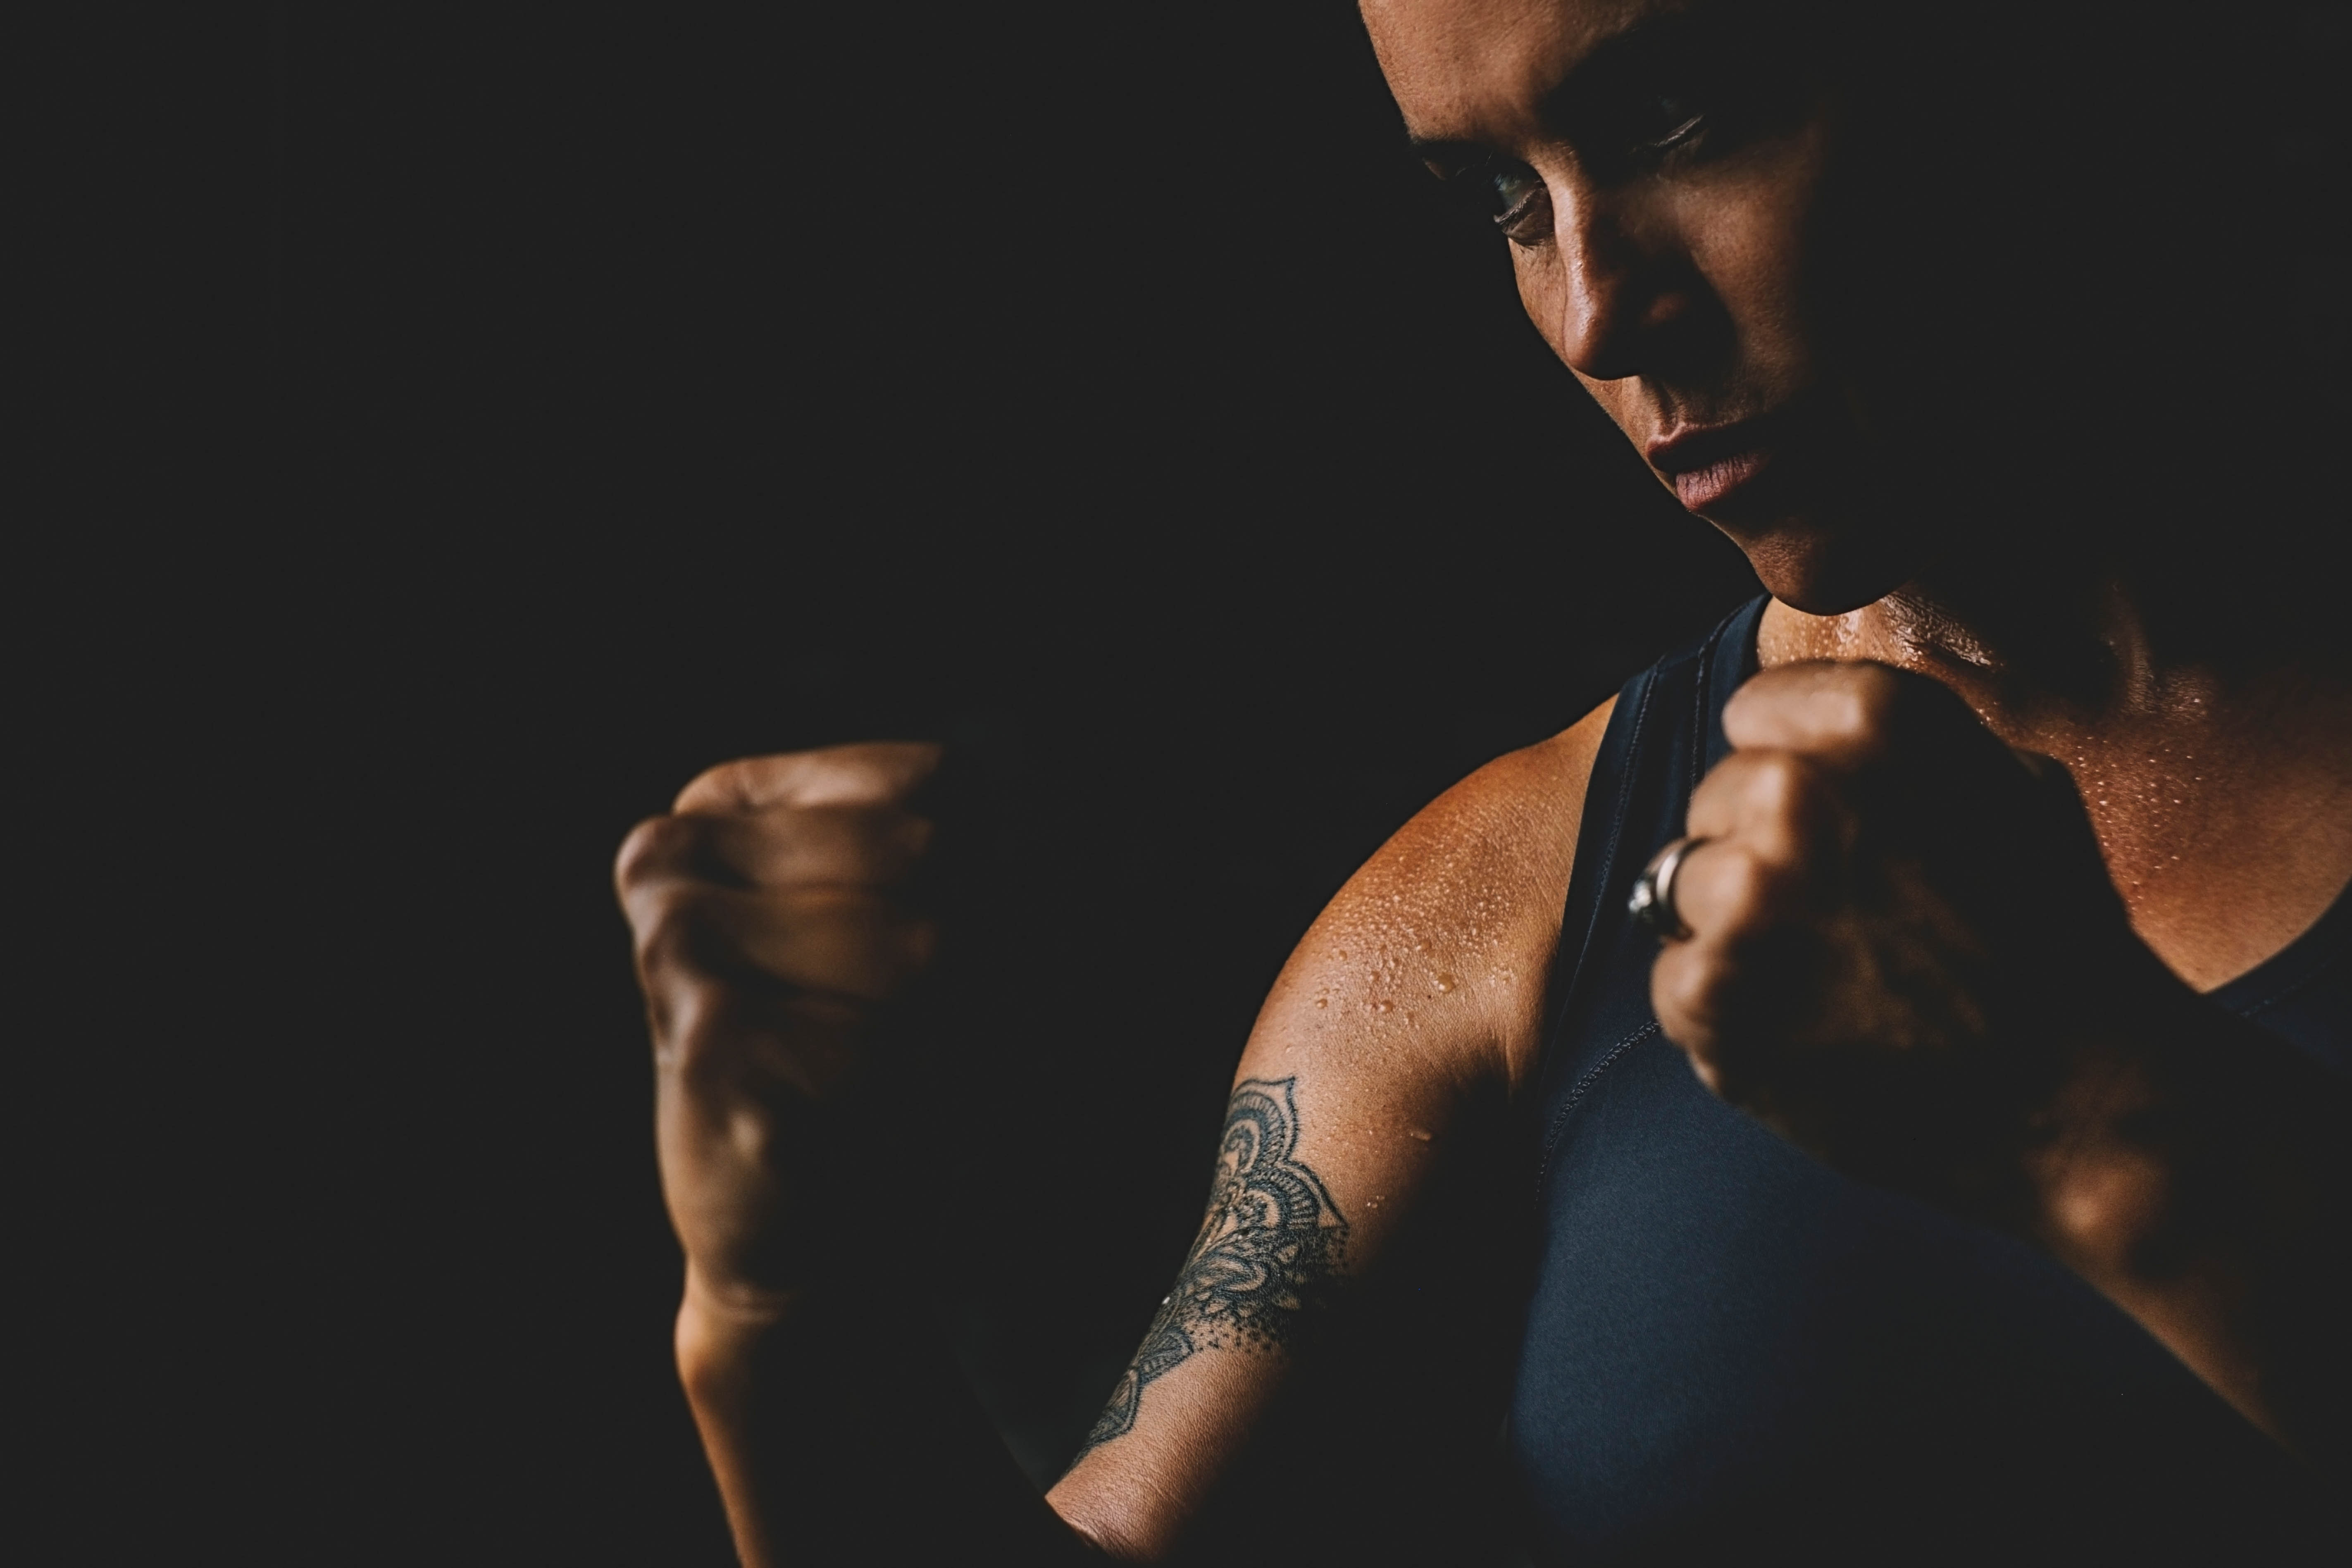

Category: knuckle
[1687, 769, 1735, 833]
[1826, 662, 1906, 738]
[615, 813, 698, 889]
[820, 801, 933, 864]
[683, 741, 944, 813]
[791, 742, 942, 802]
[823, 739, 944, 772]
[717, 1100, 781, 1169]
[1691, 841, 1807, 946]
[1744, 751, 1808, 813]
[1654, 946, 1721, 1037]
[1742, 753, 1835, 836]
[1710, 844, 1774, 925]
[665, 989, 747, 1083]
[633, 884, 720, 972]
[1687, 1053, 1723, 1095]
[678, 755, 757, 808]
[1855, 660, 1978, 737]
[614, 815, 663, 887]
[638, 939, 738, 1068]
[832, 744, 945, 808]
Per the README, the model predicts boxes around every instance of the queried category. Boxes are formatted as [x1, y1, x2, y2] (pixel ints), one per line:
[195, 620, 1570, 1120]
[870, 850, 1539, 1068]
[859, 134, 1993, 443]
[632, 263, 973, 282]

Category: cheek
[1508, 242, 1564, 360]
[1510, 245, 1644, 432]
[1676, 135, 1835, 392]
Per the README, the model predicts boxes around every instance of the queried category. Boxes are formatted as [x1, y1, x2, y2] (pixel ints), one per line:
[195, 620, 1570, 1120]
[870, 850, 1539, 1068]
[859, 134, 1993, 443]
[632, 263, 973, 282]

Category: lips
[1644, 405, 1808, 514]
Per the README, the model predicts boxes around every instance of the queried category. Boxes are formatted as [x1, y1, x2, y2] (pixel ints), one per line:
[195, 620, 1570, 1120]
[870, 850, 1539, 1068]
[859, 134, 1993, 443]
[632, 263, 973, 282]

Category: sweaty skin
[620, 2, 2352, 1560]
[1048, 711, 1609, 1554]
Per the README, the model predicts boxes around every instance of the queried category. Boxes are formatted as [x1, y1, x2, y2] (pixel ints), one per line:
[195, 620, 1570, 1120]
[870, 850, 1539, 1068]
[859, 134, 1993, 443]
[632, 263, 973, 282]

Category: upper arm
[1049, 699, 1613, 1558]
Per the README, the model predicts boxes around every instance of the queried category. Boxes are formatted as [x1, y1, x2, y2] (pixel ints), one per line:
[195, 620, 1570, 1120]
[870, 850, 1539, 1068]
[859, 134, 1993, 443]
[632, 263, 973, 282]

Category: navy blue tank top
[1505, 597, 2345, 1563]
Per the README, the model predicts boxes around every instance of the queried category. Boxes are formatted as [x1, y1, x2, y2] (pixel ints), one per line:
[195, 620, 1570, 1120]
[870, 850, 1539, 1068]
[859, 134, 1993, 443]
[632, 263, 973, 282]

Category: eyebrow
[1404, 9, 1710, 170]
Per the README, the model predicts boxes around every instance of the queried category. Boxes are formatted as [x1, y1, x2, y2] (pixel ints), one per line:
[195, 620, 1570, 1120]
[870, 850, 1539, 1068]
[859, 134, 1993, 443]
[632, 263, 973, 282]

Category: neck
[1802, 562, 2137, 738]
[1759, 518, 2352, 992]
[1805, 517, 2319, 743]
[1877, 574, 2158, 726]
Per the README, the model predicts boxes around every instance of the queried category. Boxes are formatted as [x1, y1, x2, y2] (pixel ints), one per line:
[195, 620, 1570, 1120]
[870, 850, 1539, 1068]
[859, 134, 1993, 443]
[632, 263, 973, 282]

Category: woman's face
[1361, 0, 1980, 613]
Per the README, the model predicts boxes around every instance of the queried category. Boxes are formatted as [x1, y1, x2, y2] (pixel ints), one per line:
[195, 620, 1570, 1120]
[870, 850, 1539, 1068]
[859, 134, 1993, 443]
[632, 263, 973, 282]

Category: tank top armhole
[1534, 596, 1769, 1104]
[1539, 663, 1663, 1062]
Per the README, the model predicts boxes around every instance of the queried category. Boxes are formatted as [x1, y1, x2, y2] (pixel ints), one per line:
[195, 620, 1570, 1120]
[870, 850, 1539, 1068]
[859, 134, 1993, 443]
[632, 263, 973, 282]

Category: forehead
[1358, 0, 1675, 141]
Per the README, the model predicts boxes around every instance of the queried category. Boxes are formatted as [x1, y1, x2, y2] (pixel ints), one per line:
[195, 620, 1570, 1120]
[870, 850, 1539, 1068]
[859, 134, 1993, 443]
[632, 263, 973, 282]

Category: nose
[1548, 179, 1694, 383]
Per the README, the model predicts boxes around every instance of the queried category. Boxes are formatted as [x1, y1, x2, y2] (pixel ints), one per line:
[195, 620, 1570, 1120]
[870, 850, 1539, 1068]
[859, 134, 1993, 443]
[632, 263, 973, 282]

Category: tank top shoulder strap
[1530, 595, 1768, 1152]
[2210, 877, 2352, 1078]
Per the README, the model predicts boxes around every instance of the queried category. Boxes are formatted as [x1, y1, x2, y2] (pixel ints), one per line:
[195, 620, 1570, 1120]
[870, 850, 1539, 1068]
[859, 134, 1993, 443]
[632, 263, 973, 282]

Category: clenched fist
[615, 742, 946, 1311]
[1651, 661, 2171, 1230]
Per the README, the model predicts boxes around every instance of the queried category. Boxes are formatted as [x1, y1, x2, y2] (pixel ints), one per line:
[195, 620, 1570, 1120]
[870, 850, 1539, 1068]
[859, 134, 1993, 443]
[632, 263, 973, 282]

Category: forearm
[679, 1272, 1107, 1565]
[2027, 1001, 2352, 1476]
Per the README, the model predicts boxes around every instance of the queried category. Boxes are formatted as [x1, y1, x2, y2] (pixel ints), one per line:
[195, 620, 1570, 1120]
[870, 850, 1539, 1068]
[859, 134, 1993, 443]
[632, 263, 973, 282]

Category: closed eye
[1644, 111, 1706, 154]
[1426, 155, 1554, 247]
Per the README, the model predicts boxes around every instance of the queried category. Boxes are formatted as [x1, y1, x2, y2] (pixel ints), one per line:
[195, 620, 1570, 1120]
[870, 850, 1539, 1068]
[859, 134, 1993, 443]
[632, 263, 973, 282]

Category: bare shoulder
[1047, 698, 1620, 1554]
[1240, 696, 1617, 1099]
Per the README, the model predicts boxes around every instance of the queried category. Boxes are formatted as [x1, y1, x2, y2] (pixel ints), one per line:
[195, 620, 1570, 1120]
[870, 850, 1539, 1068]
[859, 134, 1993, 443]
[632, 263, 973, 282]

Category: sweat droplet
[1435, 973, 1455, 994]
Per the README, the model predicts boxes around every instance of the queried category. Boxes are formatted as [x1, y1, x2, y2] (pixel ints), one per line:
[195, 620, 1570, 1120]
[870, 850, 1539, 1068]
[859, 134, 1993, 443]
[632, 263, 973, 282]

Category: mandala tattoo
[1078, 1076, 1348, 1457]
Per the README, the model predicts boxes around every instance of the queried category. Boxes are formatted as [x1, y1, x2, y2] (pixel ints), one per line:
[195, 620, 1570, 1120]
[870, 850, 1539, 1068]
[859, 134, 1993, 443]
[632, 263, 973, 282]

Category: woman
[615, 0, 2350, 1559]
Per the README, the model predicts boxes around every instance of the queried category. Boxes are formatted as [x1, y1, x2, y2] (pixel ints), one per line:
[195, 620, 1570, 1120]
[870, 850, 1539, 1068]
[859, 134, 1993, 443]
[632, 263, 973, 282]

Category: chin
[1710, 509, 1916, 619]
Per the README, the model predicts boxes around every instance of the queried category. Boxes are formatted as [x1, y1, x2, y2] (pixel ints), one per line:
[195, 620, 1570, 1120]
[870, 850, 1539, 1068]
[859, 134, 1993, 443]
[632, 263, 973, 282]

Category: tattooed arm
[1075, 1077, 1351, 1458]
[1048, 708, 1611, 1558]
[618, 711, 1608, 1562]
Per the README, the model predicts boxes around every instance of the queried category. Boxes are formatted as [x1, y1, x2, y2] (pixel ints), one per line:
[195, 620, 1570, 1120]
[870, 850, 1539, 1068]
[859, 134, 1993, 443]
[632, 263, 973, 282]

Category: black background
[37, 3, 1759, 1561]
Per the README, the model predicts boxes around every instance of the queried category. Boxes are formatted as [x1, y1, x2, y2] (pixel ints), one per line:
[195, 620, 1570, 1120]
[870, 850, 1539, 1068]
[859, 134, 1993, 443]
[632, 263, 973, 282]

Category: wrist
[2023, 1045, 2176, 1282]
[2018, 974, 2222, 1285]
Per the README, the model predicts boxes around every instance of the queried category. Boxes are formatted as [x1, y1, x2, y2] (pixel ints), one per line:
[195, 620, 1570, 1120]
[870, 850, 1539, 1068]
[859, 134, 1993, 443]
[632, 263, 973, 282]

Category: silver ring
[1628, 835, 1708, 941]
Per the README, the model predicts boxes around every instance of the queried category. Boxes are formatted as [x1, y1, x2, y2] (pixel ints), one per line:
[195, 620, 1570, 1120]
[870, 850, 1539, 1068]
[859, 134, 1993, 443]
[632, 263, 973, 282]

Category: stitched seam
[1535, 1020, 1660, 1184]
[1690, 604, 1740, 800]
[2228, 962, 2326, 1021]
[1528, 601, 1755, 1196]
[1543, 673, 1657, 1049]
[1530, 677, 1658, 1195]
[1690, 634, 1710, 803]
